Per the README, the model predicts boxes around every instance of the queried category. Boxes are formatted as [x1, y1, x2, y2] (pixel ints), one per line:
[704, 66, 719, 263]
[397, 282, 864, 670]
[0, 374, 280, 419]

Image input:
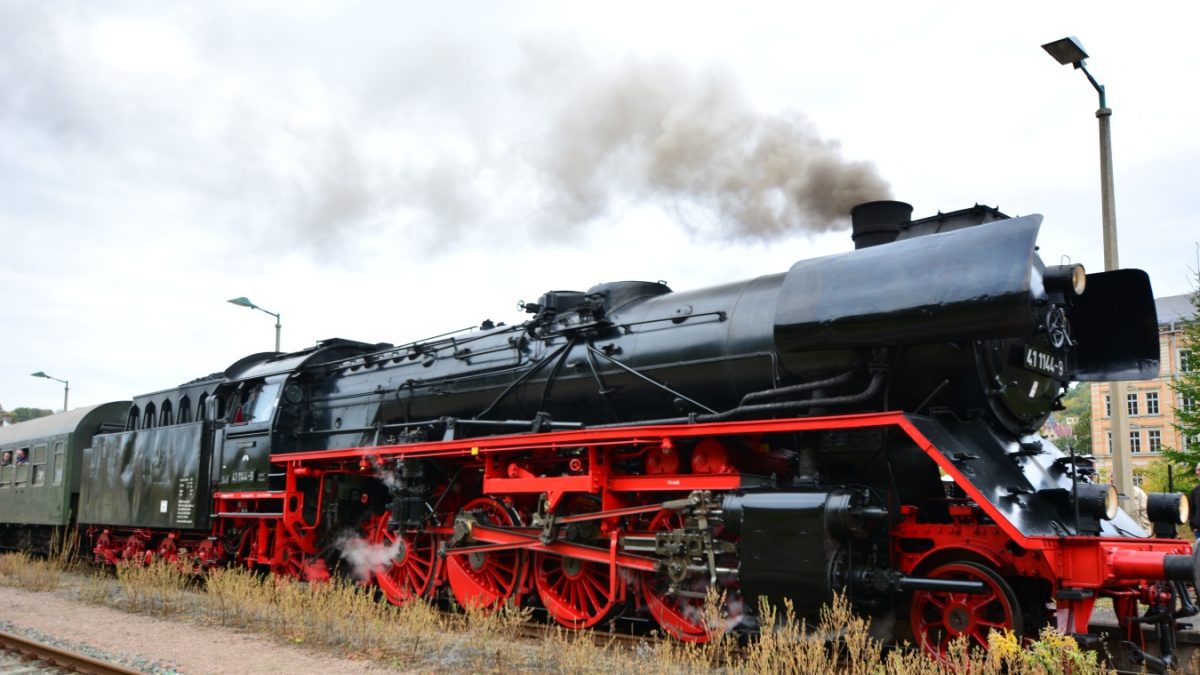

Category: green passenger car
[0, 402, 129, 551]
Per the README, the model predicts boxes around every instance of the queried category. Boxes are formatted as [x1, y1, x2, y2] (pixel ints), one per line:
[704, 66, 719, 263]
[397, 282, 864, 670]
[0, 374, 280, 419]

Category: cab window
[232, 382, 280, 424]
[250, 383, 281, 422]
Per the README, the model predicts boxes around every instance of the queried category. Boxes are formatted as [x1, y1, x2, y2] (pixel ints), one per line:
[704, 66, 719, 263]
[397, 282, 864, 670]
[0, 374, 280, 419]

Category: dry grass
[0, 552, 1118, 673]
[0, 551, 63, 591]
[114, 559, 192, 614]
[0, 528, 78, 591]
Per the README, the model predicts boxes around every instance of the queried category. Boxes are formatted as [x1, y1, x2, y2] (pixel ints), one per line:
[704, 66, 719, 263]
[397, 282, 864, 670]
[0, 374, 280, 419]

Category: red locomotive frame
[87, 411, 1180, 652]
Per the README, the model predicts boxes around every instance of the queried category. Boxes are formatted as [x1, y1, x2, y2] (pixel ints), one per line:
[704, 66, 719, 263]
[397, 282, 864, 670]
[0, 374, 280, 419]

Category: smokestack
[850, 200, 912, 249]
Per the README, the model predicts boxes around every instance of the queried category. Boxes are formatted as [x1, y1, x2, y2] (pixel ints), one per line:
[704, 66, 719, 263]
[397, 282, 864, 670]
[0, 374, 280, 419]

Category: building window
[1127, 392, 1139, 416]
[1134, 474, 1145, 488]
[1146, 391, 1159, 415]
[1105, 394, 1112, 417]
[1149, 429, 1162, 453]
[1183, 396, 1198, 414]
[1107, 431, 1113, 454]
[1182, 350, 1194, 373]
[1129, 431, 1141, 454]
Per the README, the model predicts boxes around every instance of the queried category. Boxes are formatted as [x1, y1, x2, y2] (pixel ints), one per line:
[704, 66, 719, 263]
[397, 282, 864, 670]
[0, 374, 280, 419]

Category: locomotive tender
[2, 200, 1196, 664]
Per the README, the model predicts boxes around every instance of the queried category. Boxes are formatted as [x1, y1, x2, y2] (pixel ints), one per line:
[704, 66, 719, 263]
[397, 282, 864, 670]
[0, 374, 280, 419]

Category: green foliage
[1047, 383, 1090, 453]
[7, 407, 54, 423]
[1135, 458, 1193, 494]
[1164, 280, 1200, 471]
[1069, 400, 1091, 455]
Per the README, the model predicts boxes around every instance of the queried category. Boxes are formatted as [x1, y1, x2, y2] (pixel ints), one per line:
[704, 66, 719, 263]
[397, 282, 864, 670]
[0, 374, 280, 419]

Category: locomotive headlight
[1075, 483, 1119, 521]
[1044, 264, 1087, 296]
[1147, 492, 1189, 525]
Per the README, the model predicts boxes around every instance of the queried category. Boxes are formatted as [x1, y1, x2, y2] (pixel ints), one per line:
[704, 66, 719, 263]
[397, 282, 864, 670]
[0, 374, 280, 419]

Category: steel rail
[0, 629, 145, 675]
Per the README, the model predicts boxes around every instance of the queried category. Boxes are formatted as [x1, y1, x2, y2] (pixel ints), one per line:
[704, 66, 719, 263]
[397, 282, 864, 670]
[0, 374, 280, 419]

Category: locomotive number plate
[1023, 346, 1064, 377]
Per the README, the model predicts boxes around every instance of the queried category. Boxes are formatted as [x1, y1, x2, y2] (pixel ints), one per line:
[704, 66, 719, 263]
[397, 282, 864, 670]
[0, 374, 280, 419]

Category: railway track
[0, 630, 144, 675]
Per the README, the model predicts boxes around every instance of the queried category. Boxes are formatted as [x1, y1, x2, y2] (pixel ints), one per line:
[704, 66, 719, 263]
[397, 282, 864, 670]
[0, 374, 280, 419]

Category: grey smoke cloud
[521, 53, 892, 240]
[0, 5, 890, 254]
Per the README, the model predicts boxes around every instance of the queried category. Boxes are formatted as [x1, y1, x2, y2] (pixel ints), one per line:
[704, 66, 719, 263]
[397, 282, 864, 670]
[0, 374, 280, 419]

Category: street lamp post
[30, 371, 69, 412]
[227, 297, 282, 352]
[1042, 36, 1133, 505]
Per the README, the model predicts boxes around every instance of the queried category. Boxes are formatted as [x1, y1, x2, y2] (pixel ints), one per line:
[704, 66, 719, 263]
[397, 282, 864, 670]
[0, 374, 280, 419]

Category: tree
[8, 407, 54, 423]
[1070, 404, 1092, 455]
[1136, 458, 1193, 495]
[1164, 280, 1200, 471]
[1059, 383, 1092, 454]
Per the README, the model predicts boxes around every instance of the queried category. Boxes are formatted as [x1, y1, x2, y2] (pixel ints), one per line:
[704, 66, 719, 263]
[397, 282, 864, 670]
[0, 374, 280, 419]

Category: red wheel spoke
[970, 630, 989, 649]
[969, 592, 998, 610]
[581, 573, 603, 612]
[926, 594, 949, 611]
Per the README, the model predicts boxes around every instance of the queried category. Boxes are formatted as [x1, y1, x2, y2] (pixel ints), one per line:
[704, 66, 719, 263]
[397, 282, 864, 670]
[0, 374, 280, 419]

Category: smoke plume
[336, 530, 400, 582]
[0, 5, 893, 254]
[520, 50, 892, 240]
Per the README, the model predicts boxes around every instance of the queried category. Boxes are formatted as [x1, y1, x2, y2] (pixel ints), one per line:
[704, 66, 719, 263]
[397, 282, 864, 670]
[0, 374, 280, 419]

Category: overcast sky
[3, 1, 1198, 412]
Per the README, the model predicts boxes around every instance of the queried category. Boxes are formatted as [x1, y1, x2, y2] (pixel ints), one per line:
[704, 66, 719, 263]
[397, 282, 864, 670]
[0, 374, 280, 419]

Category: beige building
[1090, 294, 1196, 484]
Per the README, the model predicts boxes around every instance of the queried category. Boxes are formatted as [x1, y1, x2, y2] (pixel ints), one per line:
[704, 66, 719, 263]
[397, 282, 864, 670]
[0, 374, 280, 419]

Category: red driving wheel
[446, 497, 528, 610]
[640, 509, 739, 642]
[533, 496, 618, 629]
[365, 511, 441, 606]
[909, 561, 1023, 658]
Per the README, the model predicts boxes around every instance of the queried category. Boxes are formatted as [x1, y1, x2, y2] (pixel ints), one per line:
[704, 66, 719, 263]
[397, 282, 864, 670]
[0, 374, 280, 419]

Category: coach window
[160, 400, 173, 427]
[178, 396, 191, 424]
[32, 443, 47, 486]
[198, 393, 209, 421]
[143, 402, 157, 429]
[127, 405, 141, 431]
[0, 457, 11, 487]
[52, 440, 65, 486]
[14, 448, 30, 485]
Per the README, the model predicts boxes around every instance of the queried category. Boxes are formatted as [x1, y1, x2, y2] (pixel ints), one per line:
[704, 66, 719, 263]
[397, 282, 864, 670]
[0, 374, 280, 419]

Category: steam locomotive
[1, 200, 1195, 666]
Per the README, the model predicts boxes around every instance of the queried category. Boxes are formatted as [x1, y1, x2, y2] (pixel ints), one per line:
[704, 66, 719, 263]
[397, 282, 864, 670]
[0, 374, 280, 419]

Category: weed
[0, 551, 63, 591]
[0, 553, 1119, 674]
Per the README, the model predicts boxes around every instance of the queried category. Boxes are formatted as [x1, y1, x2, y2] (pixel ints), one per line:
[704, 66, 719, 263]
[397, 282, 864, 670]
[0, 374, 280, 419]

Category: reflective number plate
[1024, 346, 1064, 377]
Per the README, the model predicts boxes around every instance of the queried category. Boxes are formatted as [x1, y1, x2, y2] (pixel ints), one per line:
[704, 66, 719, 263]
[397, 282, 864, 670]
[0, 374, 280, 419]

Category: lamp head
[30, 371, 48, 379]
[1042, 36, 1089, 68]
[227, 297, 256, 309]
